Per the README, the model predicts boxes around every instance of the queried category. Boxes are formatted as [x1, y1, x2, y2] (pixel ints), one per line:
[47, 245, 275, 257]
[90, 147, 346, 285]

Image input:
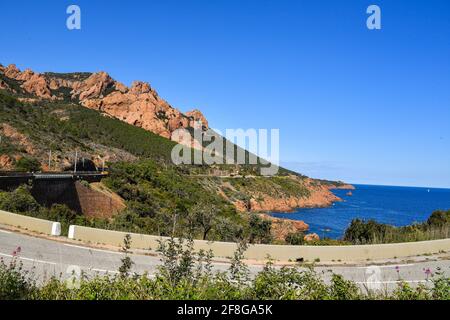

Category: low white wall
[68, 225, 450, 262]
[0, 210, 61, 236]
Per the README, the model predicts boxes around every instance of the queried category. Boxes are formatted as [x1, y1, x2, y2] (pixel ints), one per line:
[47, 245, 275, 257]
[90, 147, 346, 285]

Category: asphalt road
[1, 228, 449, 293]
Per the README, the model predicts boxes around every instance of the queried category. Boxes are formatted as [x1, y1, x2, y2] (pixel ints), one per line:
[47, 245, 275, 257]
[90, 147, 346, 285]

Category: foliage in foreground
[0, 238, 449, 300]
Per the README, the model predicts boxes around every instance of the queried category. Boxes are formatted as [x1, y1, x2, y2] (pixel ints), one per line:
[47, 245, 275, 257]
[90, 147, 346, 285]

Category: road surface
[0, 227, 449, 292]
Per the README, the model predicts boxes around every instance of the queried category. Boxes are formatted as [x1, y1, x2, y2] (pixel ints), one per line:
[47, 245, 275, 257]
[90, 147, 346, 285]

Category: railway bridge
[0, 171, 109, 213]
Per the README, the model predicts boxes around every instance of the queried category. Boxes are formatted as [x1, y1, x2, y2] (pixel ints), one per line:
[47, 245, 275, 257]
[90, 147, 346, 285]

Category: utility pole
[48, 150, 52, 171]
[74, 150, 78, 173]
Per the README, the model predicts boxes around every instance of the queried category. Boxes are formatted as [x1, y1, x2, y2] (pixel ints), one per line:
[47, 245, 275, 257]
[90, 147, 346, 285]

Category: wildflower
[12, 246, 21, 257]
[423, 268, 433, 279]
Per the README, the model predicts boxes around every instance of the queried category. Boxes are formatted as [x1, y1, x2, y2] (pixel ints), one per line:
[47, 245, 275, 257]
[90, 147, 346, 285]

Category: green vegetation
[344, 210, 450, 244]
[102, 160, 253, 241]
[248, 214, 273, 244]
[43, 72, 92, 82]
[0, 75, 31, 98]
[1, 238, 449, 300]
[0, 91, 178, 164]
[285, 232, 306, 245]
[0, 175, 265, 242]
[0, 90, 293, 176]
[0, 185, 80, 235]
[14, 157, 41, 172]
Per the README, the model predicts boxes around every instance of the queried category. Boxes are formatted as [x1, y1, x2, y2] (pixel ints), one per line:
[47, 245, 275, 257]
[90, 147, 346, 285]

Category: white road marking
[355, 279, 427, 284]
[356, 263, 415, 269]
[91, 268, 119, 274]
[0, 229, 12, 234]
[0, 252, 57, 265]
[64, 243, 122, 255]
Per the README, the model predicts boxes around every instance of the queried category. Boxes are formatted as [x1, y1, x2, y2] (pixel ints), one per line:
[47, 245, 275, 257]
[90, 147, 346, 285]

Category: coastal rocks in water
[240, 181, 341, 213]
[329, 183, 355, 190]
[262, 215, 309, 241]
[303, 233, 320, 242]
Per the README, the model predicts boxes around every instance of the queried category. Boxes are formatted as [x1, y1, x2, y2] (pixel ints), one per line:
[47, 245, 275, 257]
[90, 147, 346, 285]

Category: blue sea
[271, 184, 450, 239]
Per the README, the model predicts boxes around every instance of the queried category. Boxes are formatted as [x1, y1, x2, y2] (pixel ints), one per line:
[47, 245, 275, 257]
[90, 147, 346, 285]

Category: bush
[285, 232, 305, 245]
[343, 211, 450, 244]
[0, 255, 36, 300]
[15, 157, 41, 172]
[0, 185, 40, 214]
[427, 210, 450, 227]
[248, 214, 272, 244]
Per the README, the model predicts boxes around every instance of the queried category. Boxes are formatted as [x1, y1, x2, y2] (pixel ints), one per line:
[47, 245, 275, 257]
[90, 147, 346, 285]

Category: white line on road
[0, 252, 57, 265]
[355, 279, 427, 284]
[91, 268, 119, 274]
[0, 229, 12, 234]
[356, 263, 415, 269]
[64, 243, 123, 255]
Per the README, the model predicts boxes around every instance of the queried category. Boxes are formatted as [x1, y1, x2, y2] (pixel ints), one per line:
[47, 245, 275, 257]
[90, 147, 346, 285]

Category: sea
[270, 184, 450, 239]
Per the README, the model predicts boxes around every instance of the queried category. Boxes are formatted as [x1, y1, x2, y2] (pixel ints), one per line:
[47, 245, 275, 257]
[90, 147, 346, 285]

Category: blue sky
[0, 0, 449, 188]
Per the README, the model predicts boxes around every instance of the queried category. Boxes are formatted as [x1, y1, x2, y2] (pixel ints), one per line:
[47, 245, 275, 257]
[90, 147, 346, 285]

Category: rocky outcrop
[234, 181, 341, 213]
[77, 77, 204, 139]
[0, 64, 209, 140]
[304, 233, 320, 242]
[0, 80, 9, 91]
[3, 65, 54, 100]
[0, 154, 14, 169]
[21, 73, 53, 99]
[262, 214, 309, 241]
[186, 109, 209, 129]
[329, 184, 355, 190]
[0, 123, 35, 155]
[71, 72, 115, 100]
[4, 64, 21, 79]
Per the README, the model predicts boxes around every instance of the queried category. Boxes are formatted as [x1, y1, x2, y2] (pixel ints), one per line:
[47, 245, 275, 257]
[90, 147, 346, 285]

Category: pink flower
[12, 246, 21, 257]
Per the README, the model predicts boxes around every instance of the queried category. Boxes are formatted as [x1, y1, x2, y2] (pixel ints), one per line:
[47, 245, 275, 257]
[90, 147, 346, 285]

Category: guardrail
[68, 225, 450, 262]
[0, 210, 61, 236]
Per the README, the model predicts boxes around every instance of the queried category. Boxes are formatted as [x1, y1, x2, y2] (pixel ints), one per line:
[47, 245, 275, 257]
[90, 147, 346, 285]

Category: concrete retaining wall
[0, 210, 61, 236]
[68, 225, 450, 262]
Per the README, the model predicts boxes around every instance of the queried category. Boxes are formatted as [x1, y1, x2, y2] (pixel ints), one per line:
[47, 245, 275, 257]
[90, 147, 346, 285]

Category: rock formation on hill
[0, 64, 207, 139]
[0, 62, 353, 238]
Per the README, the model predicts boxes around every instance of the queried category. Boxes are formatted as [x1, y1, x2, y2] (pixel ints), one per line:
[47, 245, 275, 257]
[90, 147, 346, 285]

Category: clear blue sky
[1, 0, 449, 188]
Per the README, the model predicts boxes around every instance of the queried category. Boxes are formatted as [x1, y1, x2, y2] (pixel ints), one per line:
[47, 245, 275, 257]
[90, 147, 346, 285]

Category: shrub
[248, 214, 272, 244]
[0, 255, 36, 300]
[343, 211, 450, 244]
[427, 210, 450, 227]
[15, 157, 41, 172]
[0, 185, 40, 214]
[285, 232, 305, 245]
